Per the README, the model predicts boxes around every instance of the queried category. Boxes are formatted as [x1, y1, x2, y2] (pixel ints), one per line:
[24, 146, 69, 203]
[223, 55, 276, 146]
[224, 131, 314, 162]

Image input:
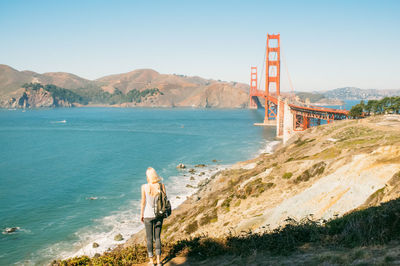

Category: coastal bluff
[59, 115, 400, 265]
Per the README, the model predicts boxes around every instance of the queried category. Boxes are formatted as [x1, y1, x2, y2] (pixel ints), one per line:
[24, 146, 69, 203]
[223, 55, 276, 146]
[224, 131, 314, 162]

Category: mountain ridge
[2, 64, 399, 108]
[0, 64, 249, 108]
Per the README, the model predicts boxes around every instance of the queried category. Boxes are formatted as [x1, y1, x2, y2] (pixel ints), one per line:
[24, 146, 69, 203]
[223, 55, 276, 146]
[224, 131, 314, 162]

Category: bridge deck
[251, 90, 349, 115]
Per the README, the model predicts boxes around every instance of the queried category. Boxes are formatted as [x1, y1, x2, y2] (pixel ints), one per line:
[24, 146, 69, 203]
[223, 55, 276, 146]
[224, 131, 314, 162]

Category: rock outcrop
[4, 88, 72, 108]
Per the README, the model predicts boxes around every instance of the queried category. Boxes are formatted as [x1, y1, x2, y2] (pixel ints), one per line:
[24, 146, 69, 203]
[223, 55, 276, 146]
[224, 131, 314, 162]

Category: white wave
[38, 142, 276, 263]
[19, 228, 32, 234]
[260, 140, 281, 154]
[51, 120, 67, 124]
[38, 164, 227, 263]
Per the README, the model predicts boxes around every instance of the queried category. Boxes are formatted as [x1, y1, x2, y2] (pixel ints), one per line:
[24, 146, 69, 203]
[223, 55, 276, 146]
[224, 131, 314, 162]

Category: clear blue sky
[0, 0, 399, 91]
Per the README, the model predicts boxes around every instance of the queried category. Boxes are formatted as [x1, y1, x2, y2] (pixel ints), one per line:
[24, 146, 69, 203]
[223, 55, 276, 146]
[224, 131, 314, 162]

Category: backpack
[154, 183, 172, 219]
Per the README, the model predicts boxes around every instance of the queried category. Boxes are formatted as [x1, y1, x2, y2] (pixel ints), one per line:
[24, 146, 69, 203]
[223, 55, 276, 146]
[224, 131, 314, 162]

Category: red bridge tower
[249, 67, 258, 109]
[264, 34, 280, 123]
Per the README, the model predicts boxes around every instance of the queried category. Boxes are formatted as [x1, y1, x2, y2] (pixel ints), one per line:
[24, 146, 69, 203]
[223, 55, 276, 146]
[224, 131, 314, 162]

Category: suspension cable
[281, 46, 295, 95]
[258, 40, 267, 91]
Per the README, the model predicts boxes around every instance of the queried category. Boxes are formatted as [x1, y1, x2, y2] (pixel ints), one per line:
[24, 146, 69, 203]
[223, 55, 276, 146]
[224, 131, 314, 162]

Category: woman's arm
[140, 184, 146, 222]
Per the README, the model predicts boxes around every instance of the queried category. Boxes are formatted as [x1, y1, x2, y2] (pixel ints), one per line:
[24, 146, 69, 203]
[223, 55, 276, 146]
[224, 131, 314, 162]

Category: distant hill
[0, 64, 249, 108]
[322, 87, 400, 100]
[294, 91, 344, 105]
[294, 87, 400, 104]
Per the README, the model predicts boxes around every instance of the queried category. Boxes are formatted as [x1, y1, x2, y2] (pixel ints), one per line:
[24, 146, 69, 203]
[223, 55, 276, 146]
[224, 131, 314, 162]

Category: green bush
[185, 220, 199, 234]
[282, 172, 293, 179]
[295, 162, 326, 183]
[199, 209, 218, 226]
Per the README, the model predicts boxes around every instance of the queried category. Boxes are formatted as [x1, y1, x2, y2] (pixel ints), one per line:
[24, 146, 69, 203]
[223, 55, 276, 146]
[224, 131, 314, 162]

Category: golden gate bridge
[249, 34, 349, 141]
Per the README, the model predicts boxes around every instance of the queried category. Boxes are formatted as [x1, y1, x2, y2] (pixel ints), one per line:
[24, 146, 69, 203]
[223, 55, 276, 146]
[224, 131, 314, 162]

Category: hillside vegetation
[349, 97, 400, 118]
[57, 115, 400, 265]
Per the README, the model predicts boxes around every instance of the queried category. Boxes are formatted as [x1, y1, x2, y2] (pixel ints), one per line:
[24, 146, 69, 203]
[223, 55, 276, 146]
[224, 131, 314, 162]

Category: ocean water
[322, 99, 360, 110]
[0, 108, 275, 265]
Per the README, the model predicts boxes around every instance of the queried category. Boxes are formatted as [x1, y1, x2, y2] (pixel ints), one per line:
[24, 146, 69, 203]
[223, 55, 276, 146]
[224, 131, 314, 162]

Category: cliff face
[5, 88, 72, 108]
[125, 115, 400, 246]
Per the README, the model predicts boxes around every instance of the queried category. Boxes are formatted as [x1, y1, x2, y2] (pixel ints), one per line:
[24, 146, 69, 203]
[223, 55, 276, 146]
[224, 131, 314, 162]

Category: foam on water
[45, 140, 278, 262]
[53, 141, 278, 261]
[262, 140, 281, 154]
[35, 164, 229, 263]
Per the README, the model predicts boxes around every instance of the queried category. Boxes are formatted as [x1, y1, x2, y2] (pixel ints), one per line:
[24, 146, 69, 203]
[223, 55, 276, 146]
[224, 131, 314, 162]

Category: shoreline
[58, 139, 281, 261]
[119, 139, 281, 252]
[52, 115, 400, 265]
[56, 165, 228, 261]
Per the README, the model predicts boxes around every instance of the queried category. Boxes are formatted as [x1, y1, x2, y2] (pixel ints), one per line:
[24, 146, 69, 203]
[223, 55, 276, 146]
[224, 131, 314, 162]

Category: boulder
[199, 172, 205, 176]
[190, 176, 195, 181]
[93, 242, 99, 248]
[94, 253, 101, 258]
[189, 168, 196, 174]
[212, 159, 218, 163]
[3, 227, 19, 234]
[176, 163, 186, 169]
[114, 233, 124, 241]
[195, 164, 206, 168]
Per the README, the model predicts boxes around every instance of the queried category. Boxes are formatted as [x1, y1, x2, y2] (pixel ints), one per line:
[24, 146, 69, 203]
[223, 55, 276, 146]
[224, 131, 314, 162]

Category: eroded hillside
[126, 115, 400, 246]
[57, 115, 400, 265]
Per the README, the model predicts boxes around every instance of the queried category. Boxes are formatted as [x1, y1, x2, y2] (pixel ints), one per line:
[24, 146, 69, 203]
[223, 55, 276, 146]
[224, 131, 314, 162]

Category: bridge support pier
[276, 98, 295, 143]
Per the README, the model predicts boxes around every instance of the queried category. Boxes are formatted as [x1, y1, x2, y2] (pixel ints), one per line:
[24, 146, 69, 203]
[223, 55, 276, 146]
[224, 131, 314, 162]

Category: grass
[199, 209, 218, 226]
[312, 147, 341, 160]
[294, 138, 316, 147]
[333, 126, 373, 142]
[185, 220, 199, 234]
[221, 195, 233, 212]
[57, 190, 400, 266]
[295, 162, 326, 183]
[362, 187, 386, 208]
[240, 178, 275, 198]
[282, 172, 293, 179]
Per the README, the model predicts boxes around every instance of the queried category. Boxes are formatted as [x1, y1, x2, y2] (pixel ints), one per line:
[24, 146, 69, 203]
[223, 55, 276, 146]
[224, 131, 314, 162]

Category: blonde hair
[146, 167, 162, 184]
[146, 167, 162, 197]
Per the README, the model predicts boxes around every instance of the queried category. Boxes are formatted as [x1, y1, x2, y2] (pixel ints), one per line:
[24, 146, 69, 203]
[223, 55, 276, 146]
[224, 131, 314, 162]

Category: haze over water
[0, 108, 275, 265]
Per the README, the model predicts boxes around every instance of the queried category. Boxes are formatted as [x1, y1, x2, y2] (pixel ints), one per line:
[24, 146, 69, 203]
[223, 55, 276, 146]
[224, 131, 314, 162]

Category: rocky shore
[59, 115, 400, 265]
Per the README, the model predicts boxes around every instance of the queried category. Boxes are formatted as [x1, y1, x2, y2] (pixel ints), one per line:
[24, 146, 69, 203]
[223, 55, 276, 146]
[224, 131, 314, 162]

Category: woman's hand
[141, 216, 144, 223]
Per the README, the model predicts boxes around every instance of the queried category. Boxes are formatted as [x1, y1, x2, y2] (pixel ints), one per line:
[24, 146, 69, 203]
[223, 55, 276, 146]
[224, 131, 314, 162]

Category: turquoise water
[0, 108, 274, 265]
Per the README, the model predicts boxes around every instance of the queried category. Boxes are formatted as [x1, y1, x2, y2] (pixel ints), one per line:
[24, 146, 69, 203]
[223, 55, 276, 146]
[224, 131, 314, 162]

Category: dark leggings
[144, 217, 163, 257]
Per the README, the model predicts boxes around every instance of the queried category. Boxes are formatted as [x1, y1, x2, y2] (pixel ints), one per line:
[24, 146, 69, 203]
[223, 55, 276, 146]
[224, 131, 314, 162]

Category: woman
[140, 167, 166, 266]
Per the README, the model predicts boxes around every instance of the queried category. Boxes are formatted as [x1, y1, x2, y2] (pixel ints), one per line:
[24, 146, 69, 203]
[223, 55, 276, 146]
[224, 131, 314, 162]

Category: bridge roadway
[250, 92, 349, 142]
